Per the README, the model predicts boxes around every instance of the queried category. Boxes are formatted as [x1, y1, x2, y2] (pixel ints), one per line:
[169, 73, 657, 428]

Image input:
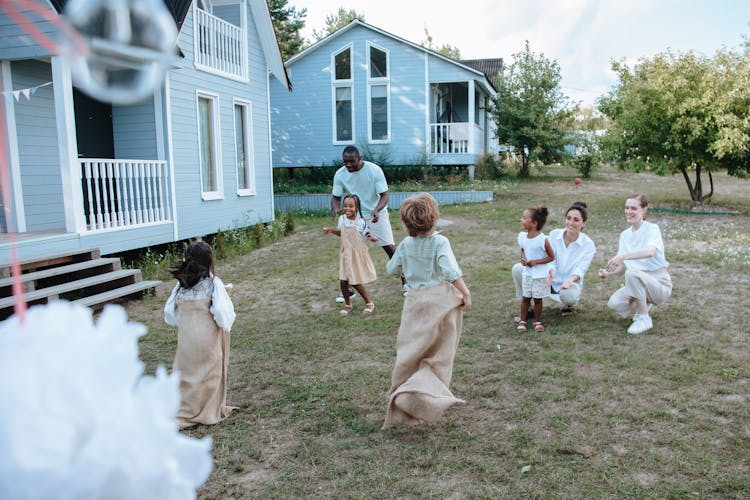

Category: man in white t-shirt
[331, 146, 407, 299]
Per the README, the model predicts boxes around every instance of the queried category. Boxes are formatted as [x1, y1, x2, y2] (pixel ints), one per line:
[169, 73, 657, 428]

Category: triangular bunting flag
[13, 90, 20, 101]
[21, 88, 30, 100]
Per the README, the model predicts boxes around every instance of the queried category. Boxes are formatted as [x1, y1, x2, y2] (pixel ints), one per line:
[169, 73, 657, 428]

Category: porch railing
[80, 159, 172, 232]
[430, 123, 470, 154]
[194, 8, 247, 80]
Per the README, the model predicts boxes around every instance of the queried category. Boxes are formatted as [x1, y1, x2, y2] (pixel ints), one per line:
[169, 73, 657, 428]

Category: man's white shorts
[366, 208, 395, 246]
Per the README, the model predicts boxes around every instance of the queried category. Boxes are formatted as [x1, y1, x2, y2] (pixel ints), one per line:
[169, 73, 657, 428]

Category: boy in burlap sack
[382, 193, 471, 429]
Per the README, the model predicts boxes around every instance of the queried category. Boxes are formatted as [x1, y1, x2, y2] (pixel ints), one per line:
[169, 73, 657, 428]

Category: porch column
[468, 80, 475, 154]
[0, 61, 26, 232]
[51, 56, 85, 232]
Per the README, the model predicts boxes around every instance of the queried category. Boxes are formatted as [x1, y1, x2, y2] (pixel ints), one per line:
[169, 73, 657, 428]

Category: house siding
[82, 223, 175, 255]
[271, 24, 494, 170]
[168, 4, 274, 240]
[427, 55, 478, 83]
[112, 98, 158, 159]
[11, 60, 66, 232]
[272, 25, 431, 168]
[0, 5, 56, 60]
[1, 0, 285, 262]
[214, 4, 241, 26]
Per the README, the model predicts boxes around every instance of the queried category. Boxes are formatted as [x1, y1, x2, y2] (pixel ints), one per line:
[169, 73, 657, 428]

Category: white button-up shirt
[548, 228, 596, 292]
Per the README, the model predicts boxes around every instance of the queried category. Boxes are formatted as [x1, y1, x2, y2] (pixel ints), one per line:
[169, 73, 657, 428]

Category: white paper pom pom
[0, 302, 212, 500]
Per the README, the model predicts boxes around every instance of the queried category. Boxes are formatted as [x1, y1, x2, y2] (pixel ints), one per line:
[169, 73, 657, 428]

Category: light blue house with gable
[270, 20, 499, 170]
[0, 0, 290, 264]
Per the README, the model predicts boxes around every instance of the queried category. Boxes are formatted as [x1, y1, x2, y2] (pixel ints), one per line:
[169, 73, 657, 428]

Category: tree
[570, 105, 610, 132]
[566, 105, 609, 178]
[311, 8, 364, 41]
[421, 26, 461, 60]
[268, 0, 307, 60]
[489, 41, 572, 177]
[598, 47, 750, 203]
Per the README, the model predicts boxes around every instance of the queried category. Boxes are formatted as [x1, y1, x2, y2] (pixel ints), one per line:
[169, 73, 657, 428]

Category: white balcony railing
[429, 123, 486, 154]
[80, 159, 172, 232]
[430, 123, 470, 154]
[194, 8, 247, 80]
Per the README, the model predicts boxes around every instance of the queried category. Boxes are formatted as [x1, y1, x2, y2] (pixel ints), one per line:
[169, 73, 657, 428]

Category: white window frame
[233, 98, 255, 196]
[331, 44, 354, 145]
[366, 42, 390, 144]
[196, 91, 223, 200]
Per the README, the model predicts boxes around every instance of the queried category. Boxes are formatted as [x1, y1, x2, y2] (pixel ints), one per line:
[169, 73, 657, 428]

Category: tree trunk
[519, 149, 529, 178]
[701, 170, 714, 203]
[678, 164, 714, 203]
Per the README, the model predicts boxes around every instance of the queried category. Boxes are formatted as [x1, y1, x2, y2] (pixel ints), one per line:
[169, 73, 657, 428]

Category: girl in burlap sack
[323, 194, 379, 316]
[382, 193, 471, 429]
[164, 241, 236, 429]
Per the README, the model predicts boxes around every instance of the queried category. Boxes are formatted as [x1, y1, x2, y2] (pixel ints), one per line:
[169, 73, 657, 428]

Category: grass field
[127, 165, 750, 498]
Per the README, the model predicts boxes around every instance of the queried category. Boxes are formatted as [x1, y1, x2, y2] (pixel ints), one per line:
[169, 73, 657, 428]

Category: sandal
[340, 304, 352, 317]
[561, 306, 574, 317]
[363, 302, 375, 315]
[533, 322, 545, 333]
[516, 320, 527, 332]
[514, 311, 534, 322]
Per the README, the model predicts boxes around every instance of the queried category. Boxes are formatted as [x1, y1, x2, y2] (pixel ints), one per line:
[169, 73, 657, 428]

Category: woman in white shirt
[512, 202, 596, 317]
[599, 194, 672, 335]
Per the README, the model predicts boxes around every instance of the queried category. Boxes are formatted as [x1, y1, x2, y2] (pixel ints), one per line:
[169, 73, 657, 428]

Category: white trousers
[512, 262, 581, 306]
[607, 267, 672, 318]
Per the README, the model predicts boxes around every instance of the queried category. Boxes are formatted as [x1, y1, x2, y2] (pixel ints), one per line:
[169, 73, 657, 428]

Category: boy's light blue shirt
[386, 233, 462, 287]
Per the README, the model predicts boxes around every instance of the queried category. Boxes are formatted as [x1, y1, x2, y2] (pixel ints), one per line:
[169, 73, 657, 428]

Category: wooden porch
[0, 246, 161, 320]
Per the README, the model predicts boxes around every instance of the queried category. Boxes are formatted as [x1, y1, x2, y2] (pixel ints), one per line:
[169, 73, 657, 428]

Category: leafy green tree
[598, 47, 750, 202]
[268, 0, 307, 60]
[566, 105, 609, 178]
[311, 8, 365, 41]
[489, 41, 572, 177]
[570, 105, 610, 132]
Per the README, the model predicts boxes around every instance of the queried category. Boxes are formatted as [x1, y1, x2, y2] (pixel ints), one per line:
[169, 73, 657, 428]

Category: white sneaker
[402, 284, 409, 297]
[336, 290, 356, 303]
[627, 314, 653, 335]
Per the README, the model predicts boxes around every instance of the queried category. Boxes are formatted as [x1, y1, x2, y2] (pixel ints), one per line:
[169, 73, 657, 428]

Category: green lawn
[129, 165, 750, 498]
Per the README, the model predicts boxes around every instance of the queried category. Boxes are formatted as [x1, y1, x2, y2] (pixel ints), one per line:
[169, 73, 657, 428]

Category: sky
[288, 0, 750, 107]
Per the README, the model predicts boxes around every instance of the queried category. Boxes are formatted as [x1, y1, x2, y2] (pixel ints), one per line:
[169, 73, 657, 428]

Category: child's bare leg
[352, 284, 371, 304]
[520, 297, 531, 322]
[340, 280, 352, 306]
[533, 298, 543, 323]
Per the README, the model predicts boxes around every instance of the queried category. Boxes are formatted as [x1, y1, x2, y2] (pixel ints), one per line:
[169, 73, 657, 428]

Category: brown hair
[399, 193, 439, 237]
[526, 205, 549, 231]
[628, 193, 648, 208]
[566, 201, 588, 222]
[170, 240, 215, 289]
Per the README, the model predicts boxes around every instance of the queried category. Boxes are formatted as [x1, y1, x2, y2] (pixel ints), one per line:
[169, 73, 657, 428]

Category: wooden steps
[0, 248, 161, 320]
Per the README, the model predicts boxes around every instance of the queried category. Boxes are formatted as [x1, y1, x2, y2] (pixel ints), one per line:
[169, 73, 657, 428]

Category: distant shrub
[122, 213, 296, 280]
[474, 153, 506, 180]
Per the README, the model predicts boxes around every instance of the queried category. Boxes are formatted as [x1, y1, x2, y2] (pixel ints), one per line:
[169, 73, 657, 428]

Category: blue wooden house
[0, 0, 290, 264]
[270, 20, 499, 170]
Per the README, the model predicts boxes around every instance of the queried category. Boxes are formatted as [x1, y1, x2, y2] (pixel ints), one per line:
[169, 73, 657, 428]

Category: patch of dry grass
[128, 165, 750, 498]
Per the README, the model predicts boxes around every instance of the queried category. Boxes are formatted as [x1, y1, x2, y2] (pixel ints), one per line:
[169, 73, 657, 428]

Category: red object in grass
[574, 177, 581, 185]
